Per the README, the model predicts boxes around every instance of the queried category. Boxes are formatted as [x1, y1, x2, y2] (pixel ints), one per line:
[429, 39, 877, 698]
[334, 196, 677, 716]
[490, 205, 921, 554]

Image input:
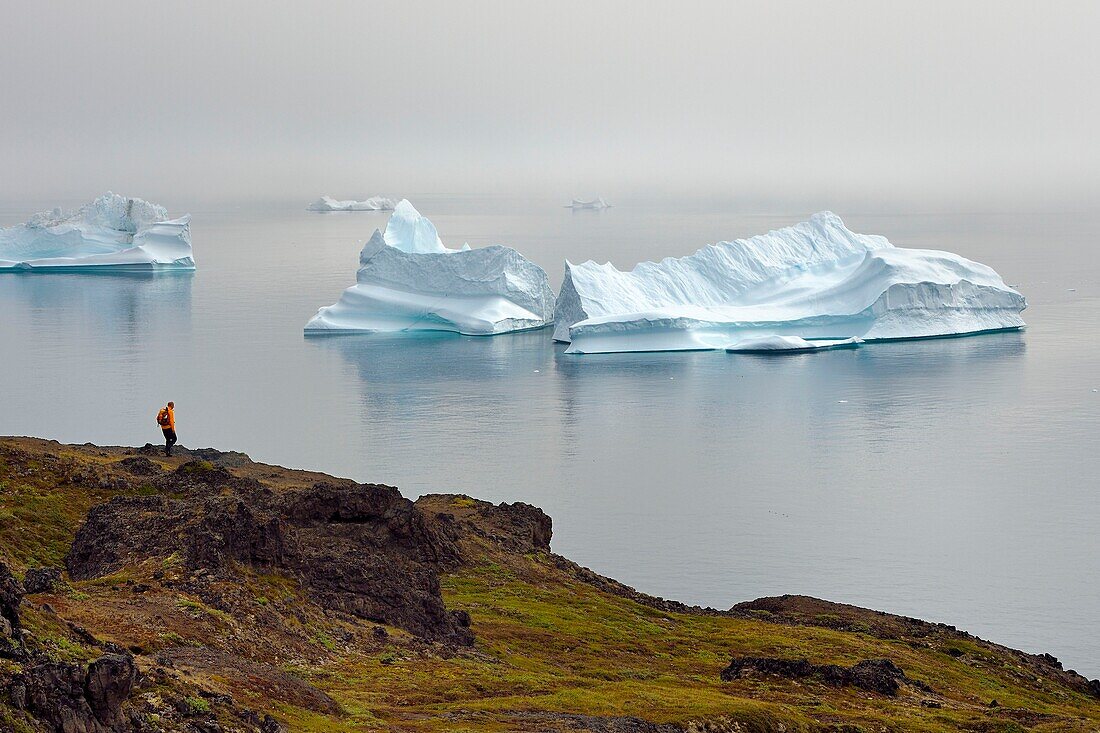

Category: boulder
[23, 566, 62, 594]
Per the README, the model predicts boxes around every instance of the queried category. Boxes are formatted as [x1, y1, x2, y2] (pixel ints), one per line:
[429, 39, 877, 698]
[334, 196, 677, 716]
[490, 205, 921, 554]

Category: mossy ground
[1, 438, 1098, 732]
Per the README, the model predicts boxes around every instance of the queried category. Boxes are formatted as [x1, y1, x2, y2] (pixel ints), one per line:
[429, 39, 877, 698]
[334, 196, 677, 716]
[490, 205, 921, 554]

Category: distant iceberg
[0, 193, 193, 271]
[308, 196, 397, 212]
[305, 200, 554, 335]
[554, 212, 1026, 354]
[566, 198, 611, 210]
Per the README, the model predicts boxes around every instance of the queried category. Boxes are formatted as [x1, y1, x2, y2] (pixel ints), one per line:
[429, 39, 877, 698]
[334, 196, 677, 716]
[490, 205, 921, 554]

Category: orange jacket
[158, 406, 175, 431]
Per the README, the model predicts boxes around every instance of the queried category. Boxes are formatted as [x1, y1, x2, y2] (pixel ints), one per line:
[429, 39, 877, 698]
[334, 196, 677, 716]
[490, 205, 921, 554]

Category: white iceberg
[555, 212, 1026, 354]
[0, 193, 193, 272]
[305, 200, 554, 335]
[307, 195, 397, 212]
[566, 198, 611, 210]
[725, 335, 862, 353]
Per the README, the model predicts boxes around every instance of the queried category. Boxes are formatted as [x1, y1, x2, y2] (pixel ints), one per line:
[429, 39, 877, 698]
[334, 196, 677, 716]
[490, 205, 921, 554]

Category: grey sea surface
[1, 196, 1097, 675]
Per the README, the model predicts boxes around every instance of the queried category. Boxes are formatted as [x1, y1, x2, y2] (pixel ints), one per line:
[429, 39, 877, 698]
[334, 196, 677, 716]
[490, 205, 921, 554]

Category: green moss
[46, 635, 97, 664]
[134, 483, 158, 496]
[0, 707, 39, 733]
[312, 631, 337, 651]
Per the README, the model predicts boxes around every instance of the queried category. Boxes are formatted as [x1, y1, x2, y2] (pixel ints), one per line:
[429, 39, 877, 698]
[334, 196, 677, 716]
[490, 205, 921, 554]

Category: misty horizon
[2, 1, 1098, 210]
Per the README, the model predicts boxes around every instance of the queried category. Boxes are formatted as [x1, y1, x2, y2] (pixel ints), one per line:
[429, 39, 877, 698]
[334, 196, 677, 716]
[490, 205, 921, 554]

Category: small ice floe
[308, 196, 397, 212]
[725, 335, 862, 354]
[566, 198, 611, 210]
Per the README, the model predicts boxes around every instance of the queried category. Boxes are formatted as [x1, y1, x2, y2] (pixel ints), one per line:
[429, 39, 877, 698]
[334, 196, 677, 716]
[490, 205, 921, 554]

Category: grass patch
[176, 597, 232, 624]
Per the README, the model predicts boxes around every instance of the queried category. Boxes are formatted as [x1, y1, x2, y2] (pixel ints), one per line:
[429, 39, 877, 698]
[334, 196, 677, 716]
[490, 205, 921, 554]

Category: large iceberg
[0, 193, 193, 271]
[305, 200, 554, 335]
[308, 195, 397, 212]
[554, 212, 1026, 354]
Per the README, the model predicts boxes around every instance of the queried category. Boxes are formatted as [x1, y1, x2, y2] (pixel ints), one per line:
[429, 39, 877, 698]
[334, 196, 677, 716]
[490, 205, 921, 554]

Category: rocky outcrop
[733, 595, 1100, 700]
[731, 594, 946, 638]
[1, 560, 138, 732]
[720, 655, 929, 696]
[12, 655, 137, 733]
[417, 494, 553, 555]
[472, 501, 553, 553]
[85, 655, 138, 729]
[67, 462, 472, 644]
[23, 566, 62, 595]
[0, 561, 23, 639]
[115, 456, 162, 476]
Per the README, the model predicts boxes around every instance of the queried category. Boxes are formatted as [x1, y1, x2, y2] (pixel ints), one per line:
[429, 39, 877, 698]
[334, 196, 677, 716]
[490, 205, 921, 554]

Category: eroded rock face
[13, 655, 136, 733]
[0, 561, 23, 638]
[479, 501, 553, 553]
[415, 494, 553, 554]
[66, 463, 472, 644]
[85, 654, 138, 729]
[1, 559, 137, 732]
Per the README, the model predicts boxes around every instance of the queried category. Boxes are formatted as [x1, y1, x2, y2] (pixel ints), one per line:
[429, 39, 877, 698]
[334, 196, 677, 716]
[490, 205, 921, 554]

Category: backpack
[157, 408, 171, 427]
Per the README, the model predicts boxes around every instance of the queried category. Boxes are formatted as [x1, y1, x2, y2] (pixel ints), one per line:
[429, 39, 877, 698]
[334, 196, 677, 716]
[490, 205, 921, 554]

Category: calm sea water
[2, 196, 1098, 675]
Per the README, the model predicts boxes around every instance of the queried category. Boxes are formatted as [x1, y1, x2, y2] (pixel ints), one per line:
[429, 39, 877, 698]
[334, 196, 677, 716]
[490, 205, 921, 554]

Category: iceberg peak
[383, 200, 448, 254]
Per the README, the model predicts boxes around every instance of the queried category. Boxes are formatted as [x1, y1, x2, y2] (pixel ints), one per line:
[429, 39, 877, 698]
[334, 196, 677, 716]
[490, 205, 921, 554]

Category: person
[156, 401, 177, 456]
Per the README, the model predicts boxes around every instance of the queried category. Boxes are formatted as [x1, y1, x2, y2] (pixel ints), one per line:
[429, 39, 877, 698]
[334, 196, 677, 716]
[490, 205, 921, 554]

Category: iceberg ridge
[305, 200, 554, 335]
[566, 197, 611, 209]
[308, 195, 397, 212]
[554, 212, 1026, 354]
[0, 193, 194, 271]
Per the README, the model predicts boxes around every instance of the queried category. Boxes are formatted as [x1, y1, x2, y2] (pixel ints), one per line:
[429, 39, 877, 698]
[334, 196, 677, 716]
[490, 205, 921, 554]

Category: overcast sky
[1, 0, 1097, 207]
